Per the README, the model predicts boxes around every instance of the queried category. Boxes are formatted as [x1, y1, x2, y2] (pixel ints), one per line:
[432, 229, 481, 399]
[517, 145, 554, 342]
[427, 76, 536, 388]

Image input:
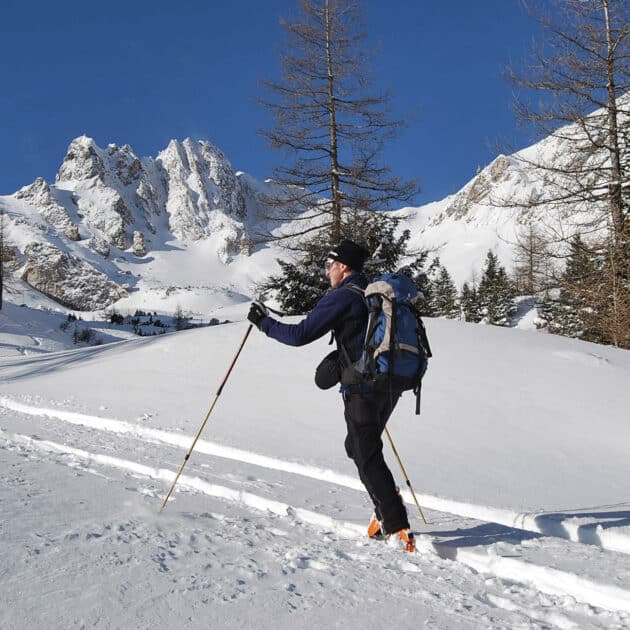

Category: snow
[2, 298, 630, 628]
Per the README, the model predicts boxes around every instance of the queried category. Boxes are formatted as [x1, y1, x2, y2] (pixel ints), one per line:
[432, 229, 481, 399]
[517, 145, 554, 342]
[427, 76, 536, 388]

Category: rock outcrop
[156, 139, 247, 241]
[21, 242, 127, 310]
[15, 177, 80, 240]
[132, 231, 147, 257]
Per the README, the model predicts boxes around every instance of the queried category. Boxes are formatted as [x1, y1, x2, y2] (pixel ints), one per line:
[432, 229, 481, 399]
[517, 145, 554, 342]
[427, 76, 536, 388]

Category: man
[247, 239, 414, 551]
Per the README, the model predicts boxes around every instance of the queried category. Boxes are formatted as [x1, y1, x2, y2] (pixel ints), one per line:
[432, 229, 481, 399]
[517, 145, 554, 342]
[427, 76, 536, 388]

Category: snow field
[2, 396, 630, 556]
[3, 448, 542, 630]
[1, 318, 629, 628]
[1, 397, 630, 626]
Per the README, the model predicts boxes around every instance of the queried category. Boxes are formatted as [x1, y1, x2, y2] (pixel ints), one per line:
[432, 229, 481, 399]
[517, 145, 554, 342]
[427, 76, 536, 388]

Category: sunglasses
[324, 259, 337, 270]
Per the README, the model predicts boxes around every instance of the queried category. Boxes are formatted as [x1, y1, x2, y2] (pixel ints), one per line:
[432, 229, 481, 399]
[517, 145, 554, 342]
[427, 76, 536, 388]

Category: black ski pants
[343, 387, 409, 534]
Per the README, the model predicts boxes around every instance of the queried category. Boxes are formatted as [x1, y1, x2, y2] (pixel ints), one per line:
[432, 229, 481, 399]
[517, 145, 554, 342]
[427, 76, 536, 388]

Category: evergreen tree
[536, 292, 557, 332]
[411, 267, 434, 317]
[430, 265, 459, 318]
[542, 236, 604, 341]
[262, 244, 331, 315]
[259, 213, 430, 314]
[495, 266, 518, 325]
[346, 213, 411, 279]
[173, 305, 188, 331]
[396, 252, 440, 317]
[477, 251, 516, 326]
[460, 282, 482, 323]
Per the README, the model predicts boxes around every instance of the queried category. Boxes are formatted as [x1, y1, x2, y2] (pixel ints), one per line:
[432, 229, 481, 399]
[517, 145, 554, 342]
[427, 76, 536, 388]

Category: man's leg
[343, 390, 409, 534]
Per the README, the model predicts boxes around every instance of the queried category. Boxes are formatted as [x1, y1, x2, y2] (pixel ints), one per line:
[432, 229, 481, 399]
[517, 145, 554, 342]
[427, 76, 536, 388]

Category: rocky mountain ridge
[1, 136, 275, 310]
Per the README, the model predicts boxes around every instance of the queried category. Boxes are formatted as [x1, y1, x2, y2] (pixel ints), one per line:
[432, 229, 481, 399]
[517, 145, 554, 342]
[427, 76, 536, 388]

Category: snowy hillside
[397, 150, 580, 288]
[1, 310, 629, 628]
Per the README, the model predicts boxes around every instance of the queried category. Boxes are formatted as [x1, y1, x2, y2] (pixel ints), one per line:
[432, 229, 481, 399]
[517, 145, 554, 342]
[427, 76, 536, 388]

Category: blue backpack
[341, 273, 432, 414]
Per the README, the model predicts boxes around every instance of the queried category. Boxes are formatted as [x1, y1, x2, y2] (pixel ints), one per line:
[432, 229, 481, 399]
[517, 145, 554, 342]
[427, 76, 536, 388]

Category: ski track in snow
[3, 428, 630, 623]
[2, 395, 629, 556]
[1, 396, 630, 623]
[5, 445, 598, 630]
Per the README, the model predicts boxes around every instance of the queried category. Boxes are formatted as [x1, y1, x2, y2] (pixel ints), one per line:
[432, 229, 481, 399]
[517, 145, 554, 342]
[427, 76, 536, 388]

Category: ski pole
[160, 323, 254, 512]
[384, 427, 428, 525]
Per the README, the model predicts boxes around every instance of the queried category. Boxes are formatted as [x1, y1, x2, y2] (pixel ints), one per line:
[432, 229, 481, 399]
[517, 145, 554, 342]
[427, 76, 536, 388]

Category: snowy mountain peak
[439, 154, 518, 222]
[1, 135, 277, 311]
[56, 135, 105, 183]
[156, 136, 247, 241]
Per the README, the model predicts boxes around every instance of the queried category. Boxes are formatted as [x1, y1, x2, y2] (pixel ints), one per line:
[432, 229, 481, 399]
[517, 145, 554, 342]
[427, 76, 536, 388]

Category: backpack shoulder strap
[343, 283, 365, 298]
[410, 304, 433, 359]
[338, 283, 376, 370]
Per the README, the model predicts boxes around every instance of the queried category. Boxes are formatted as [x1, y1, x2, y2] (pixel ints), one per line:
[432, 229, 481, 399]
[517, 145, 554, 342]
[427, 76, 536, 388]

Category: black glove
[247, 301, 269, 329]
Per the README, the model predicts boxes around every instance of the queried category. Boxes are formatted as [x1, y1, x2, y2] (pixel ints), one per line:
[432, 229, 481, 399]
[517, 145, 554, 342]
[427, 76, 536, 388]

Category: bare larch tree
[259, 0, 418, 246]
[508, 0, 629, 346]
[512, 223, 553, 295]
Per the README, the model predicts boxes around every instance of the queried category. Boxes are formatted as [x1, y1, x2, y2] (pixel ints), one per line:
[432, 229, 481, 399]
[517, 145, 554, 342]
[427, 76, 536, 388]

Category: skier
[247, 239, 414, 551]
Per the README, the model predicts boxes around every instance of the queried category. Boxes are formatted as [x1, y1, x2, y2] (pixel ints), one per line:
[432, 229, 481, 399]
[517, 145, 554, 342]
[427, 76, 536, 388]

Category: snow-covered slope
[398, 95, 629, 287]
[394, 160, 528, 288]
[1, 313, 629, 628]
[398, 149, 583, 287]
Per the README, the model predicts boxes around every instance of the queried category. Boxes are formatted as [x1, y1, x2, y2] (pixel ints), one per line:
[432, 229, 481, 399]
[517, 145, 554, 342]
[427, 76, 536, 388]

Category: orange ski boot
[390, 528, 416, 552]
[367, 514, 385, 540]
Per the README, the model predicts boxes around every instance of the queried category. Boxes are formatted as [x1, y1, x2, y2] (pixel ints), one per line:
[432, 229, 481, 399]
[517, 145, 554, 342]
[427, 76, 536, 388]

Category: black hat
[327, 239, 370, 272]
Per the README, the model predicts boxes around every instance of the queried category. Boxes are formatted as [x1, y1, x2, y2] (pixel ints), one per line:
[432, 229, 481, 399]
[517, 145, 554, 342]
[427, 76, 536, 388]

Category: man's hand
[247, 301, 269, 329]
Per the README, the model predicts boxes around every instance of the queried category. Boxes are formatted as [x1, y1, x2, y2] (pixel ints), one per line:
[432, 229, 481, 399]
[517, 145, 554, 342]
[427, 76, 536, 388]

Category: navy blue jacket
[260, 273, 368, 361]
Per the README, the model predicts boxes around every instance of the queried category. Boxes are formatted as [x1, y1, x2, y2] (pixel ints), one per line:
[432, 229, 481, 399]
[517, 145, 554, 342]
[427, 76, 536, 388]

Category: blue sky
[1, 0, 542, 202]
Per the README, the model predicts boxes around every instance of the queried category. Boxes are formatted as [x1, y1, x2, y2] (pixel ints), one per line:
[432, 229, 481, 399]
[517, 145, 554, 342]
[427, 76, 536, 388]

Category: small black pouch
[340, 362, 368, 386]
[315, 350, 341, 389]
[338, 343, 369, 387]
